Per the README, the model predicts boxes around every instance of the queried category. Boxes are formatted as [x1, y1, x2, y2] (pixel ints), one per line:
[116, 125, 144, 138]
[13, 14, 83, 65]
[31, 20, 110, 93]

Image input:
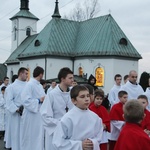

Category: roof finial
[109, 9, 111, 14]
[20, 0, 29, 10]
[52, 0, 61, 18]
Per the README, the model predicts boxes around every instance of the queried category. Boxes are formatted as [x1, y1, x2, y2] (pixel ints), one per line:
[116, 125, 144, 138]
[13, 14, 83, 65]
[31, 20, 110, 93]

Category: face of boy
[120, 94, 128, 104]
[115, 77, 122, 85]
[138, 98, 148, 109]
[94, 96, 103, 107]
[21, 70, 28, 81]
[73, 90, 90, 110]
[62, 74, 74, 87]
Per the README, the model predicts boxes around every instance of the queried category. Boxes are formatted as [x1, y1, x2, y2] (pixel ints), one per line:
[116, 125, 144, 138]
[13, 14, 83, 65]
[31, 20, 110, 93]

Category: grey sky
[0, 0, 150, 75]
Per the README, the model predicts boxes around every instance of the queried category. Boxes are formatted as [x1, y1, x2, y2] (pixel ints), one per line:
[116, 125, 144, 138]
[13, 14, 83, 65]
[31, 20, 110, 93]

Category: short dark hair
[83, 84, 94, 95]
[123, 100, 144, 123]
[11, 74, 18, 83]
[33, 66, 44, 78]
[94, 89, 104, 99]
[124, 75, 129, 81]
[1, 86, 6, 91]
[114, 74, 122, 80]
[118, 90, 128, 98]
[18, 67, 28, 76]
[137, 95, 148, 102]
[70, 85, 89, 99]
[57, 67, 73, 82]
[4, 77, 9, 81]
[40, 79, 46, 85]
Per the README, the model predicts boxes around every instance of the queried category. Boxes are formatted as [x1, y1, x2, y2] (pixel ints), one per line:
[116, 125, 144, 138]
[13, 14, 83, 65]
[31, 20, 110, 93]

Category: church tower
[10, 0, 39, 52]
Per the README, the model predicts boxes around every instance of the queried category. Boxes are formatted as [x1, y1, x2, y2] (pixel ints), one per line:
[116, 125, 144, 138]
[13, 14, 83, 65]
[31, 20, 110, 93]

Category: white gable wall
[46, 58, 73, 80]
[6, 57, 138, 93]
[74, 57, 138, 94]
[11, 18, 37, 53]
[7, 64, 20, 82]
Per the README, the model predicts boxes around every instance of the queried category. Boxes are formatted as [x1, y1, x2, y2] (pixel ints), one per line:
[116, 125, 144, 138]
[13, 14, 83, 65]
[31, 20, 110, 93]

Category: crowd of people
[0, 66, 150, 150]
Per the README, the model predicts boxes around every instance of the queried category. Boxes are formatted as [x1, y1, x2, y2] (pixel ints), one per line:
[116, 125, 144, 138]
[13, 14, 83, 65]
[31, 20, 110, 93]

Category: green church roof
[6, 35, 38, 64]
[75, 15, 141, 58]
[6, 14, 142, 63]
[10, 10, 39, 20]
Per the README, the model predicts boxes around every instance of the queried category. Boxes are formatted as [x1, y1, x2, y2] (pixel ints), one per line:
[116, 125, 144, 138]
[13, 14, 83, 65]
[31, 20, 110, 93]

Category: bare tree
[64, 0, 100, 22]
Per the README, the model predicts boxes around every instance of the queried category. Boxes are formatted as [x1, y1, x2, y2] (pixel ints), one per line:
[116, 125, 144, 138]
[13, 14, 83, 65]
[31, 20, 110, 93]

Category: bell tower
[10, 0, 39, 52]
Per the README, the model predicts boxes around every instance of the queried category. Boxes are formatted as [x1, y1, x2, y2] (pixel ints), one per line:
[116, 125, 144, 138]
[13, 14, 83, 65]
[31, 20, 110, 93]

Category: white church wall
[74, 58, 114, 94]
[7, 64, 19, 82]
[46, 58, 73, 80]
[11, 18, 37, 52]
[113, 58, 138, 82]
[20, 58, 45, 78]
[74, 57, 138, 94]
[18, 18, 37, 46]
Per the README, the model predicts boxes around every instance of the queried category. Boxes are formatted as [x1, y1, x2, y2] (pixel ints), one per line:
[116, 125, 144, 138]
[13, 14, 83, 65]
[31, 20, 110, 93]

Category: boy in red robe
[109, 91, 128, 150]
[114, 100, 150, 150]
[138, 95, 150, 135]
[90, 89, 110, 150]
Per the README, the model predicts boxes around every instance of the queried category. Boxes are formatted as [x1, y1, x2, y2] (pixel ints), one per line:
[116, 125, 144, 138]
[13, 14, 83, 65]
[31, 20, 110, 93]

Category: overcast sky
[0, 0, 150, 75]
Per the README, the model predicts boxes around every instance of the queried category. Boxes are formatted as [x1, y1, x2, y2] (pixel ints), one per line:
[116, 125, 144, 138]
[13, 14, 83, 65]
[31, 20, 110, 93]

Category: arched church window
[119, 38, 127, 46]
[10, 70, 13, 81]
[79, 67, 83, 77]
[26, 28, 31, 36]
[34, 40, 41, 46]
[95, 67, 104, 86]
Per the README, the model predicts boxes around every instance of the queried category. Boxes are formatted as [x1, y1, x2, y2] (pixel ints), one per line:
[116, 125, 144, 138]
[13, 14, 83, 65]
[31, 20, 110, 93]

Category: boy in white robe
[108, 74, 122, 107]
[40, 67, 74, 150]
[4, 75, 18, 149]
[6, 68, 28, 150]
[0, 86, 6, 139]
[21, 66, 45, 150]
[0, 77, 9, 94]
[53, 85, 103, 150]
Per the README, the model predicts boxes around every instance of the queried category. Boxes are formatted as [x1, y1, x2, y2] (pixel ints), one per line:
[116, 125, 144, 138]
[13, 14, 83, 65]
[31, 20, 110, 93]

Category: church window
[95, 67, 104, 87]
[26, 28, 31, 36]
[10, 70, 13, 81]
[34, 40, 41, 46]
[119, 38, 127, 46]
[79, 67, 83, 77]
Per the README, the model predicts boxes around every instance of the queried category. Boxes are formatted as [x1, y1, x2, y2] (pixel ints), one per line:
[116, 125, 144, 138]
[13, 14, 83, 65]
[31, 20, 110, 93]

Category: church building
[5, 0, 142, 93]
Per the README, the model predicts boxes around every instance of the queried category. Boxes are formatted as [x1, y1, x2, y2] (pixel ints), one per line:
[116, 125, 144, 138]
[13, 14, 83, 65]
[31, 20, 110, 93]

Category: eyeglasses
[131, 76, 137, 78]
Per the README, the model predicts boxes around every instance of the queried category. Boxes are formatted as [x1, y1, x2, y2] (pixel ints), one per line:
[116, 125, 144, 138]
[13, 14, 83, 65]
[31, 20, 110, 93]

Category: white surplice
[46, 86, 55, 94]
[0, 93, 5, 131]
[40, 85, 73, 150]
[53, 106, 103, 150]
[120, 81, 144, 100]
[4, 84, 12, 148]
[109, 121, 125, 141]
[108, 84, 122, 107]
[20, 78, 45, 150]
[6, 79, 26, 150]
[143, 87, 150, 111]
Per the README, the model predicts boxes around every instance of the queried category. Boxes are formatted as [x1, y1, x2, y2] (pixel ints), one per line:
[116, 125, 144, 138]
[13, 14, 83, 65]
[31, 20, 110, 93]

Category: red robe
[109, 102, 124, 121]
[141, 109, 150, 130]
[89, 104, 110, 132]
[114, 122, 150, 150]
